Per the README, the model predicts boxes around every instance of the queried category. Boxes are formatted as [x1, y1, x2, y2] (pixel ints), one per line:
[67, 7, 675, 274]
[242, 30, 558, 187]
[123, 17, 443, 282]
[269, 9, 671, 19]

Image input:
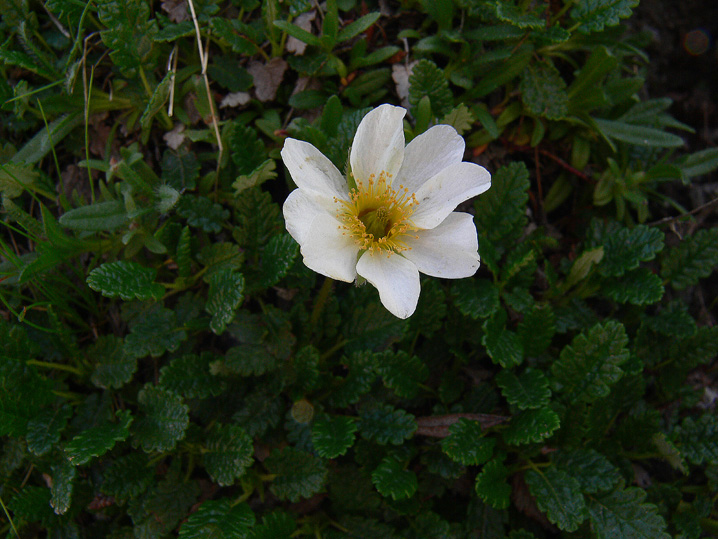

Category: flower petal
[283, 188, 336, 246]
[281, 138, 347, 199]
[356, 252, 420, 319]
[395, 124, 465, 194]
[300, 213, 359, 283]
[410, 162, 491, 229]
[350, 104, 406, 184]
[403, 212, 480, 278]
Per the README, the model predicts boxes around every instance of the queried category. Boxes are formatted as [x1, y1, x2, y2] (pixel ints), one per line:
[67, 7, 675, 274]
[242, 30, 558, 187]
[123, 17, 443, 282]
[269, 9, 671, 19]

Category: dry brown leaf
[286, 11, 316, 55]
[220, 92, 251, 109]
[164, 124, 186, 150]
[161, 0, 188, 23]
[248, 58, 288, 102]
[392, 61, 417, 109]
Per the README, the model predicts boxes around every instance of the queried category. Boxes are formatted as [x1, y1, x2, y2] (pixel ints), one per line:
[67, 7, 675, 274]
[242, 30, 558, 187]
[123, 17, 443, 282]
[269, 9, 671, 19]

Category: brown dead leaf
[286, 11, 316, 55]
[220, 92, 251, 109]
[392, 61, 418, 109]
[164, 124, 186, 150]
[248, 58, 288, 102]
[161, 0, 188, 23]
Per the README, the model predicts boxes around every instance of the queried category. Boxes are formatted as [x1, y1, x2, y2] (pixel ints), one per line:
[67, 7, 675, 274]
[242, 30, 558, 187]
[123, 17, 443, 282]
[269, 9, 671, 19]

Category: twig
[167, 44, 178, 117]
[415, 413, 508, 438]
[646, 195, 718, 227]
[187, 0, 223, 164]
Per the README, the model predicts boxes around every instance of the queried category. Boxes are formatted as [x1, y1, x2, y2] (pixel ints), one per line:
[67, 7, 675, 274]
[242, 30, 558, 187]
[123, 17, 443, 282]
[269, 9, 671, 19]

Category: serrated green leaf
[161, 149, 200, 191]
[503, 407, 560, 445]
[204, 424, 254, 486]
[101, 453, 154, 500]
[312, 414, 358, 458]
[553, 449, 621, 493]
[159, 352, 225, 398]
[441, 103, 475, 135]
[520, 63, 568, 120]
[9, 486, 60, 528]
[179, 500, 254, 539]
[58, 200, 129, 231]
[65, 410, 133, 465]
[496, 369, 551, 410]
[482, 310, 524, 368]
[26, 404, 71, 456]
[132, 386, 189, 452]
[206, 269, 245, 335]
[525, 468, 587, 532]
[255, 233, 298, 290]
[210, 18, 261, 55]
[571, 0, 639, 34]
[97, 0, 158, 74]
[224, 344, 279, 376]
[599, 225, 664, 277]
[441, 418, 495, 465]
[87, 261, 164, 301]
[475, 459, 511, 510]
[140, 72, 172, 130]
[229, 123, 266, 175]
[177, 196, 230, 234]
[661, 228, 718, 289]
[588, 487, 671, 539]
[451, 279, 500, 319]
[90, 335, 137, 389]
[359, 404, 416, 445]
[50, 459, 76, 515]
[265, 447, 328, 502]
[343, 296, 408, 354]
[198, 241, 244, 281]
[154, 20, 195, 41]
[124, 305, 187, 359]
[328, 351, 377, 407]
[474, 162, 530, 249]
[374, 350, 428, 399]
[674, 415, 718, 465]
[233, 159, 277, 195]
[234, 188, 283, 252]
[371, 458, 418, 500]
[603, 268, 664, 305]
[552, 320, 630, 403]
[409, 59, 453, 117]
[489, 0, 545, 28]
[517, 304, 555, 356]
[249, 511, 297, 539]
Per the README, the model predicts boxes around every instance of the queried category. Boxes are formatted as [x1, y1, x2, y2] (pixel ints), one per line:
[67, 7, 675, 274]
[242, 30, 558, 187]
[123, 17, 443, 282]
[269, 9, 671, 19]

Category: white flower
[281, 104, 491, 319]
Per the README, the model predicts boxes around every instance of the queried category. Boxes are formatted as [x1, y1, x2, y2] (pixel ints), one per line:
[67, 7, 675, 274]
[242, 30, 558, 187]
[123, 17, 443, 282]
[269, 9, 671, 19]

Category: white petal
[282, 188, 336, 246]
[350, 104, 406, 184]
[403, 212, 480, 278]
[281, 138, 347, 199]
[300, 213, 359, 282]
[356, 252, 420, 319]
[410, 162, 491, 229]
[395, 124, 465, 194]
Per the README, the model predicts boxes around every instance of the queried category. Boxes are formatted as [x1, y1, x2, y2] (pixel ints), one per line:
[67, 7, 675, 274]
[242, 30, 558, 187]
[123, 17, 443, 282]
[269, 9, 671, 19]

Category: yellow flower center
[335, 171, 419, 256]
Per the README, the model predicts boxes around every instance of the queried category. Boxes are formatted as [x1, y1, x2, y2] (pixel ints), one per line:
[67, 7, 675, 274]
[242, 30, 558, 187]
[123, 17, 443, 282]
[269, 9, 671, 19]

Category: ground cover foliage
[0, 0, 717, 537]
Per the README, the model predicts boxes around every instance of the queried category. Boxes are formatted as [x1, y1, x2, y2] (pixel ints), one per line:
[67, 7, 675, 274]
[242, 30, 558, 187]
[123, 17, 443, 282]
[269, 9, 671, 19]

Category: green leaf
[503, 407, 560, 445]
[588, 487, 671, 539]
[374, 350, 428, 399]
[161, 148, 200, 190]
[233, 188, 283, 252]
[359, 404, 416, 445]
[249, 511, 297, 539]
[180, 500, 255, 539]
[661, 228, 718, 289]
[177, 196, 230, 233]
[50, 459, 76, 515]
[496, 369, 551, 410]
[571, 0, 640, 34]
[371, 458, 418, 500]
[140, 72, 172, 130]
[11, 114, 84, 166]
[9, 486, 59, 528]
[124, 305, 187, 359]
[328, 351, 377, 407]
[517, 304, 555, 356]
[441, 103, 475, 135]
[482, 310, 524, 368]
[475, 459, 511, 510]
[154, 20, 195, 42]
[159, 352, 225, 399]
[273, 19, 321, 47]
[65, 410, 133, 465]
[603, 268, 664, 305]
[599, 225, 664, 277]
[265, 447, 328, 502]
[441, 418, 495, 465]
[451, 279, 500, 319]
[204, 424, 254, 486]
[229, 123, 266, 175]
[337, 12, 380, 42]
[679, 147, 718, 178]
[488, 0, 545, 28]
[211, 18, 261, 55]
[525, 468, 587, 532]
[312, 414, 358, 458]
[97, 0, 158, 74]
[224, 344, 279, 377]
[567, 46, 617, 112]
[233, 159, 277, 195]
[409, 59, 453, 117]
[100, 453, 154, 500]
[198, 242, 244, 281]
[132, 386, 189, 452]
[552, 320, 630, 403]
[474, 162, 530, 249]
[593, 118, 684, 148]
[673, 415, 718, 465]
[553, 449, 621, 493]
[87, 261, 164, 301]
[254, 233, 299, 290]
[206, 269, 245, 335]
[520, 63, 568, 120]
[26, 404, 71, 456]
[58, 200, 129, 231]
